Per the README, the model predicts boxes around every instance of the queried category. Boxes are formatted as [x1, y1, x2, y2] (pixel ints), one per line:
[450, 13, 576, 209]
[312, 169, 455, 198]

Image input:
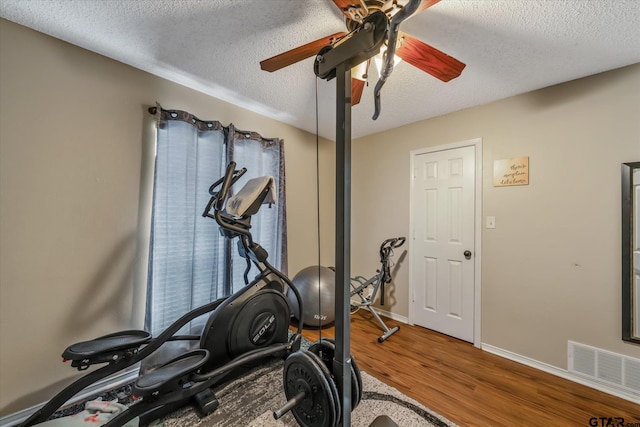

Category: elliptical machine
[19, 162, 304, 427]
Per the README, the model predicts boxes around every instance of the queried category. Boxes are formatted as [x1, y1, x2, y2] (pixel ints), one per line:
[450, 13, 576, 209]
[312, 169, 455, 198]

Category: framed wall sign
[493, 157, 529, 187]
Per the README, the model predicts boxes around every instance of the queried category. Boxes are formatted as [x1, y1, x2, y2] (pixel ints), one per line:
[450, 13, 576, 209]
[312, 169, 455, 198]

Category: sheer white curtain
[145, 110, 286, 335]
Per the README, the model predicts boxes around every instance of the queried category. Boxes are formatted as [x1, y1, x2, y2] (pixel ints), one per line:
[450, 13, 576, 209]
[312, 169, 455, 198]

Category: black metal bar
[312, 12, 388, 425]
[315, 11, 387, 79]
[334, 62, 352, 427]
[372, 0, 420, 120]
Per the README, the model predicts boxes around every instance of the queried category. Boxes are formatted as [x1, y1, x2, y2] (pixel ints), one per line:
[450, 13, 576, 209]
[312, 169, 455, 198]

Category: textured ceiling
[1, 0, 639, 140]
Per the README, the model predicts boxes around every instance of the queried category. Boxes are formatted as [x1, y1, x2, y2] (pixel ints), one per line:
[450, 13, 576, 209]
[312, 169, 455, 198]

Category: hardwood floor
[300, 311, 640, 427]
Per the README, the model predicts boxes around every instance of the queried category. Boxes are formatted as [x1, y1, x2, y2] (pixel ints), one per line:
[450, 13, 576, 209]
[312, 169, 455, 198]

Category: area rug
[152, 358, 457, 427]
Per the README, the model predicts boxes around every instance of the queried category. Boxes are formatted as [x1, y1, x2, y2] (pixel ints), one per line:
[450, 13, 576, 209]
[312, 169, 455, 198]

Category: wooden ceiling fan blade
[395, 32, 465, 82]
[260, 32, 346, 72]
[352, 78, 365, 105]
[415, 0, 442, 15]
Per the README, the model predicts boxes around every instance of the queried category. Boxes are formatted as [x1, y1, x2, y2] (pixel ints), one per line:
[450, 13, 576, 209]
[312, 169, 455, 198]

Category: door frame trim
[408, 138, 483, 347]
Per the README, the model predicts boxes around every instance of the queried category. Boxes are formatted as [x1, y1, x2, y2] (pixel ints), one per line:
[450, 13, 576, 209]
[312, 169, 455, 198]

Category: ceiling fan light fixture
[352, 60, 370, 81]
[374, 45, 402, 76]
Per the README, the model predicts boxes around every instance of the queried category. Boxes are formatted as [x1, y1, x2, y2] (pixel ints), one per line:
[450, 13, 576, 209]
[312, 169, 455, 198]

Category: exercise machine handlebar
[372, 0, 421, 120]
[202, 164, 246, 216]
[217, 162, 238, 210]
[380, 236, 405, 250]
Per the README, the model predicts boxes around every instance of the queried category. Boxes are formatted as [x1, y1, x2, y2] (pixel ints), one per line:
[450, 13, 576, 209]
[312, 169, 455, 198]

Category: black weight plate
[307, 341, 333, 369]
[283, 351, 340, 427]
[351, 353, 363, 407]
[308, 339, 362, 409]
[323, 338, 362, 408]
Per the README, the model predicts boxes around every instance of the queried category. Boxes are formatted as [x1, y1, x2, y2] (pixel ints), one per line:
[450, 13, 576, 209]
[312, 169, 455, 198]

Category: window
[145, 110, 286, 335]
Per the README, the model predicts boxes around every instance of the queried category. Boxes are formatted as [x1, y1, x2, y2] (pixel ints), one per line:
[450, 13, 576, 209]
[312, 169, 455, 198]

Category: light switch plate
[486, 216, 496, 229]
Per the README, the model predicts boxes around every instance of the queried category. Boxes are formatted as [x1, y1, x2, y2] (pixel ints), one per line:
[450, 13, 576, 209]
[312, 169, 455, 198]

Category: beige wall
[352, 63, 640, 369]
[0, 19, 334, 415]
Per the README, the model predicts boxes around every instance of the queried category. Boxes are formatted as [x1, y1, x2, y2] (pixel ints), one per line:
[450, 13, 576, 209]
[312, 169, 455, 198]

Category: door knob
[464, 250, 472, 260]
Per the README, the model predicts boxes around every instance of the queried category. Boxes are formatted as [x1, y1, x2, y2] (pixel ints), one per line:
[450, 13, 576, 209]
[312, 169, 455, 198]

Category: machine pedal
[133, 349, 210, 397]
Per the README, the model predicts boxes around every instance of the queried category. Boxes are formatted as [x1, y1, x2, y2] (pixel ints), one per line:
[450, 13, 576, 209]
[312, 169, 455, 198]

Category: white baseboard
[0, 367, 139, 427]
[356, 311, 639, 403]
[372, 307, 409, 324]
[481, 343, 640, 404]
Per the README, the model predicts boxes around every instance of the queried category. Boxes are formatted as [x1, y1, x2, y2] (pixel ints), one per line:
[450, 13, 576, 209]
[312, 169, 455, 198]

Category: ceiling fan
[259, 0, 466, 106]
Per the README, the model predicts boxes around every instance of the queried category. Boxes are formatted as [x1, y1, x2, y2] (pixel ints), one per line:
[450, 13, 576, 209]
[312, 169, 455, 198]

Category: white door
[410, 145, 476, 342]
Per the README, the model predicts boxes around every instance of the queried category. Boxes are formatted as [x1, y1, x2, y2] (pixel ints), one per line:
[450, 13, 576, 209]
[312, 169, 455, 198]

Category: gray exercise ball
[288, 265, 335, 328]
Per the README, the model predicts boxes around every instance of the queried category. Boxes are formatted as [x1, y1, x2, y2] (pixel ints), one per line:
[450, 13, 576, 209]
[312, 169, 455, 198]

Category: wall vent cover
[568, 341, 640, 394]
[625, 358, 640, 391]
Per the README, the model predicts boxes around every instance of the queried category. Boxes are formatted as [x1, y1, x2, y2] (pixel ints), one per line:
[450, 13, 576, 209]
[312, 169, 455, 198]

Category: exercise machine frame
[313, 1, 422, 424]
[19, 162, 304, 427]
[350, 237, 405, 342]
